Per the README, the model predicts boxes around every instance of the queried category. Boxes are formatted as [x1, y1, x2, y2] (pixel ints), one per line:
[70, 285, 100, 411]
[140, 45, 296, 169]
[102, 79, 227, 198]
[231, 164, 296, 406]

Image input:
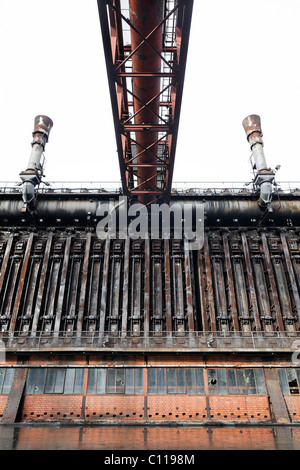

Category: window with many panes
[87, 368, 143, 394]
[24, 368, 84, 394]
[277, 369, 300, 395]
[207, 369, 266, 395]
[0, 368, 14, 394]
[147, 368, 205, 394]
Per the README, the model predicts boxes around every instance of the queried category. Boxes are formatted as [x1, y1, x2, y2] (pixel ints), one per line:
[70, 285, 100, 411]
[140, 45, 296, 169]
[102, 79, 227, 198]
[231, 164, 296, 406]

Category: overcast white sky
[0, 0, 300, 187]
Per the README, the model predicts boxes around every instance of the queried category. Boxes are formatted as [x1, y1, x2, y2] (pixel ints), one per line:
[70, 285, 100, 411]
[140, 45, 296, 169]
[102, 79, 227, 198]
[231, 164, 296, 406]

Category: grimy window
[0, 368, 14, 394]
[147, 368, 205, 394]
[87, 368, 143, 394]
[24, 368, 84, 394]
[277, 369, 300, 395]
[207, 369, 266, 395]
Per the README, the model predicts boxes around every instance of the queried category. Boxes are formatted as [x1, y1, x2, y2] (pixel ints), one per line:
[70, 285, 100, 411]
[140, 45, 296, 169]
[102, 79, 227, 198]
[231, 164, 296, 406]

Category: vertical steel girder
[97, 0, 194, 204]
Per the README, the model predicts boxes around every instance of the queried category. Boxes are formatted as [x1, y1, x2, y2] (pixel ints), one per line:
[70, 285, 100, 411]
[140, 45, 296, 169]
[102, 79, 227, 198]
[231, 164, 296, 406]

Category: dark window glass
[74, 369, 84, 394]
[107, 369, 116, 394]
[2, 369, 14, 394]
[148, 369, 156, 394]
[87, 369, 97, 394]
[54, 369, 65, 393]
[227, 369, 238, 394]
[195, 369, 204, 394]
[287, 369, 299, 394]
[236, 369, 246, 394]
[177, 369, 185, 393]
[116, 369, 125, 394]
[135, 368, 144, 394]
[217, 369, 227, 395]
[34, 369, 47, 394]
[45, 369, 56, 393]
[64, 368, 76, 394]
[157, 368, 166, 394]
[186, 369, 195, 394]
[167, 369, 176, 393]
[208, 369, 217, 393]
[245, 369, 256, 395]
[25, 368, 37, 394]
[125, 369, 134, 395]
[0, 368, 6, 392]
[96, 369, 106, 394]
[277, 369, 289, 395]
[254, 369, 266, 394]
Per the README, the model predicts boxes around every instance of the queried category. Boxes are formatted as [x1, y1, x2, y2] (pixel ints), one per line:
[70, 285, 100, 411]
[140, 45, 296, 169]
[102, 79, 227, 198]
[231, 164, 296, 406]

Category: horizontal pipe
[0, 196, 299, 226]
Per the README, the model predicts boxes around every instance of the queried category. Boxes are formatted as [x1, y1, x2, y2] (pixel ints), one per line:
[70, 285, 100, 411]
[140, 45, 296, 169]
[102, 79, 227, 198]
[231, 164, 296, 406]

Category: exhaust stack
[242, 114, 275, 209]
[20, 115, 53, 209]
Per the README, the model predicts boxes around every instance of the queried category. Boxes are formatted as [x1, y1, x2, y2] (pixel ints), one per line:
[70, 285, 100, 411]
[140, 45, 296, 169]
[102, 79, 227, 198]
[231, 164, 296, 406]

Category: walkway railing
[1, 330, 300, 351]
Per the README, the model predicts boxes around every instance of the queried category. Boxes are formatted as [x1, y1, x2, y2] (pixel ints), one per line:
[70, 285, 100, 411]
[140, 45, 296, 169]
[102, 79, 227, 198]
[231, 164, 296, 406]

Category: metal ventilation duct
[242, 114, 275, 209]
[19, 115, 53, 209]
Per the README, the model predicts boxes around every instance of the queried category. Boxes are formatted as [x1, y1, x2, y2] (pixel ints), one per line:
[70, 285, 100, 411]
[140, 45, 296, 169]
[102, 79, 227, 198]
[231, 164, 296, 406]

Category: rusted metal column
[261, 233, 285, 331]
[164, 239, 172, 335]
[203, 234, 217, 331]
[184, 240, 195, 333]
[143, 236, 150, 337]
[241, 232, 262, 332]
[76, 231, 92, 336]
[31, 232, 53, 336]
[9, 232, 34, 335]
[99, 237, 111, 339]
[53, 234, 73, 337]
[121, 236, 130, 339]
[196, 250, 209, 331]
[0, 234, 14, 294]
[280, 233, 300, 326]
[129, 0, 163, 203]
[222, 233, 239, 332]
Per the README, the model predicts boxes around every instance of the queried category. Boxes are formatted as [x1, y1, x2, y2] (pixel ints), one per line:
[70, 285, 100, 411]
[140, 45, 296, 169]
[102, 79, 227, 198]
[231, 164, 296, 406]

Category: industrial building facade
[1, 0, 300, 426]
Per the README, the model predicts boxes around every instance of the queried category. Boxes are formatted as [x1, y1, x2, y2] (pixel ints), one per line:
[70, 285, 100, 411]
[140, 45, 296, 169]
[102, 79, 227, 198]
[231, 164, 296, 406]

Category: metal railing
[0, 181, 300, 196]
[1, 330, 300, 351]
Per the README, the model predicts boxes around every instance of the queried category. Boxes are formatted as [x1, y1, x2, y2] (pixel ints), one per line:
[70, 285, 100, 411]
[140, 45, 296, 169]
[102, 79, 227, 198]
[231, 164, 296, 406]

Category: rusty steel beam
[9, 233, 34, 335]
[261, 233, 285, 331]
[97, 0, 194, 204]
[144, 236, 150, 336]
[53, 234, 73, 336]
[280, 233, 300, 328]
[222, 233, 239, 332]
[196, 250, 209, 331]
[241, 232, 262, 332]
[164, 239, 172, 335]
[0, 234, 14, 296]
[76, 231, 92, 336]
[31, 233, 53, 336]
[184, 240, 195, 332]
[203, 235, 217, 331]
[99, 237, 111, 338]
[121, 236, 130, 339]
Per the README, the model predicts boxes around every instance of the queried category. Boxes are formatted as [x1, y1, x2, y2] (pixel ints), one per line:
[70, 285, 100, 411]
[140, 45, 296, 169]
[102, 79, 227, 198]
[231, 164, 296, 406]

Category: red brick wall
[284, 395, 300, 422]
[208, 395, 270, 422]
[147, 395, 207, 420]
[21, 395, 83, 420]
[0, 395, 8, 417]
[85, 395, 145, 420]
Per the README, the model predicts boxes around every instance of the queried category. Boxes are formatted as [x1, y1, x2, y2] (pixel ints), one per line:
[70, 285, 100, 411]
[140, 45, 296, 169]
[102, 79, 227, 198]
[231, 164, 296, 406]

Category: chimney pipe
[20, 115, 53, 209]
[242, 114, 274, 209]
